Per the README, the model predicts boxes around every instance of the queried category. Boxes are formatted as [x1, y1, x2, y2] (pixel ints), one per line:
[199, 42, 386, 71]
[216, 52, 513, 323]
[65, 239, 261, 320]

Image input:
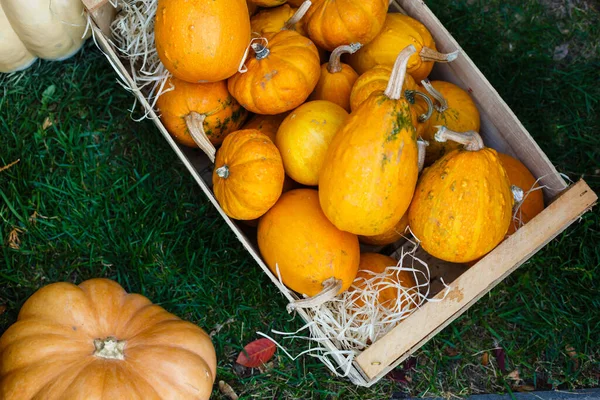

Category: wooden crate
[82, 0, 597, 387]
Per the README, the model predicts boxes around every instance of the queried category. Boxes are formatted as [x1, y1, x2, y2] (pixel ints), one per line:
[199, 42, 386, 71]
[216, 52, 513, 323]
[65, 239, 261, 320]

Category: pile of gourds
[154, 0, 545, 305]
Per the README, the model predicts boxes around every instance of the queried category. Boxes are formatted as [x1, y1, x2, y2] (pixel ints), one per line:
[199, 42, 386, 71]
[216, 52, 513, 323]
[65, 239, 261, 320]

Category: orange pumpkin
[348, 64, 432, 135]
[156, 78, 247, 160]
[309, 43, 361, 112]
[228, 30, 321, 115]
[249, 0, 287, 7]
[242, 113, 289, 142]
[258, 188, 360, 297]
[303, 0, 388, 51]
[276, 100, 348, 185]
[350, 253, 417, 310]
[213, 129, 285, 220]
[250, 3, 308, 35]
[247, 0, 259, 16]
[0, 278, 216, 399]
[286, 0, 305, 6]
[347, 13, 458, 81]
[498, 153, 545, 234]
[319, 46, 420, 236]
[420, 79, 481, 165]
[155, 0, 251, 83]
[359, 212, 408, 246]
[408, 127, 515, 263]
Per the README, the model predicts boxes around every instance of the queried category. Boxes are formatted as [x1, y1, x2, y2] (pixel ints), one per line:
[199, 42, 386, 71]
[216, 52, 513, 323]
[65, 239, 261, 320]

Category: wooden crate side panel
[392, 0, 567, 199]
[355, 180, 597, 380]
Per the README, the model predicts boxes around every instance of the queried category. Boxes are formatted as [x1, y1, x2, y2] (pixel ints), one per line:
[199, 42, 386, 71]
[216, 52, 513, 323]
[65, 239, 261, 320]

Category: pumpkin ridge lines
[121, 362, 162, 398]
[32, 357, 94, 399]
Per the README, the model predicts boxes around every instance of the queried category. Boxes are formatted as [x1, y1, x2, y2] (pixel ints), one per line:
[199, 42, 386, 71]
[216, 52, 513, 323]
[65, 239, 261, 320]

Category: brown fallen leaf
[0, 305, 6, 316]
[481, 352, 489, 366]
[514, 385, 535, 392]
[42, 117, 53, 130]
[565, 344, 579, 370]
[506, 369, 521, 382]
[0, 159, 20, 174]
[219, 381, 239, 400]
[7, 227, 24, 250]
[236, 338, 276, 368]
[444, 346, 459, 357]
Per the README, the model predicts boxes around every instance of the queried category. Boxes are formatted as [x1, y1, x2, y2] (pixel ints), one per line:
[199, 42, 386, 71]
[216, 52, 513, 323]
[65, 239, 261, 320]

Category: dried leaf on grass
[218, 381, 239, 400]
[565, 344, 579, 370]
[236, 338, 276, 368]
[386, 357, 416, 384]
[42, 117, 53, 130]
[7, 228, 24, 250]
[506, 369, 521, 382]
[0, 159, 20, 173]
[444, 346, 459, 357]
[481, 352, 489, 366]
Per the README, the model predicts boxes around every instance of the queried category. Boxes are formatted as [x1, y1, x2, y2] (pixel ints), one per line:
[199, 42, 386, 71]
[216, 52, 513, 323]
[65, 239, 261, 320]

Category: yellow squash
[319, 45, 420, 236]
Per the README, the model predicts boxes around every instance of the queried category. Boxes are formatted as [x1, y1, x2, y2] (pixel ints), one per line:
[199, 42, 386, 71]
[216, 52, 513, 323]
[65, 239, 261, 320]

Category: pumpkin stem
[283, 0, 312, 31]
[383, 45, 417, 100]
[417, 139, 429, 173]
[286, 277, 343, 312]
[420, 47, 459, 63]
[511, 185, 524, 205]
[93, 336, 126, 360]
[421, 79, 448, 112]
[327, 43, 362, 74]
[434, 126, 484, 151]
[405, 89, 434, 122]
[215, 165, 230, 179]
[185, 112, 216, 163]
[251, 39, 270, 60]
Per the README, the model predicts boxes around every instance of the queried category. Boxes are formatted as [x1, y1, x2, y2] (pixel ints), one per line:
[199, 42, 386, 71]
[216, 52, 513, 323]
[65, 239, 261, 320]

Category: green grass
[1, 0, 599, 398]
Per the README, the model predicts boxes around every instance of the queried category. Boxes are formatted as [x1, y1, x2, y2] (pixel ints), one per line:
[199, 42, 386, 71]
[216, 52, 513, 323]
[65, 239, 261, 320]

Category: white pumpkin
[0, 0, 91, 73]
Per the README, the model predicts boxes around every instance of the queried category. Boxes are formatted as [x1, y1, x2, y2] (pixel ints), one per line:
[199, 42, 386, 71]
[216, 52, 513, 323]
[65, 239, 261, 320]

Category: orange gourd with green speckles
[155, 0, 250, 83]
[347, 14, 458, 81]
[359, 212, 408, 246]
[227, 30, 321, 115]
[258, 188, 360, 297]
[319, 46, 419, 236]
[420, 79, 480, 165]
[498, 153, 544, 234]
[309, 44, 361, 112]
[350, 253, 417, 310]
[276, 100, 348, 185]
[242, 113, 289, 142]
[303, 0, 388, 51]
[213, 129, 284, 220]
[408, 127, 515, 263]
[157, 77, 247, 156]
[349, 64, 432, 136]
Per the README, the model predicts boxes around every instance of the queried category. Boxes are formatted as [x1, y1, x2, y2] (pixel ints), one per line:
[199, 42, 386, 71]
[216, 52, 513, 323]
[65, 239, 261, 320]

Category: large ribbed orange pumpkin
[156, 78, 247, 159]
[498, 153, 545, 234]
[309, 44, 361, 112]
[228, 30, 321, 115]
[213, 129, 285, 220]
[0, 278, 216, 400]
[276, 100, 348, 185]
[347, 13, 458, 81]
[408, 127, 514, 263]
[319, 46, 420, 236]
[420, 80, 480, 165]
[155, 0, 251, 83]
[303, 0, 388, 51]
[258, 189, 360, 297]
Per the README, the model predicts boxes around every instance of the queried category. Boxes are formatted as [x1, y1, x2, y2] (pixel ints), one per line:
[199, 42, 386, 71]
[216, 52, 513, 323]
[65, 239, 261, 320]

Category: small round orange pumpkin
[249, 0, 287, 7]
[346, 13, 458, 81]
[250, 3, 308, 35]
[213, 129, 285, 220]
[420, 79, 481, 165]
[242, 113, 289, 142]
[350, 253, 417, 310]
[276, 100, 348, 185]
[157, 78, 247, 159]
[359, 212, 409, 246]
[309, 43, 361, 112]
[228, 30, 321, 115]
[0, 278, 216, 399]
[319, 46, 420, 236]
[303, 0, 388, 51]
[498, 153, 545, 234]
[155, 0, 251, 83]
[258, 188, 360, 297]
[408, 127, 516, 263]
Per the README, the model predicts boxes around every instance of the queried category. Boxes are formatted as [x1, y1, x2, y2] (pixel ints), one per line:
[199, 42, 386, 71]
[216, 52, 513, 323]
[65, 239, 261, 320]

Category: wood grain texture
[356, 180, 597, 380]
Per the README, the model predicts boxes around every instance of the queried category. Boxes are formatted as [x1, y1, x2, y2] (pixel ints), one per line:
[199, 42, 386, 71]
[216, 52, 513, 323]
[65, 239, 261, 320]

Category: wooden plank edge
[355, 180, 597, 380]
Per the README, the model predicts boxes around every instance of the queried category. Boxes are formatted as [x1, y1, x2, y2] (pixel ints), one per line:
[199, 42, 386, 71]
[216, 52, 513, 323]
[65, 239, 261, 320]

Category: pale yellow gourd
[0, 0, 92, 73]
